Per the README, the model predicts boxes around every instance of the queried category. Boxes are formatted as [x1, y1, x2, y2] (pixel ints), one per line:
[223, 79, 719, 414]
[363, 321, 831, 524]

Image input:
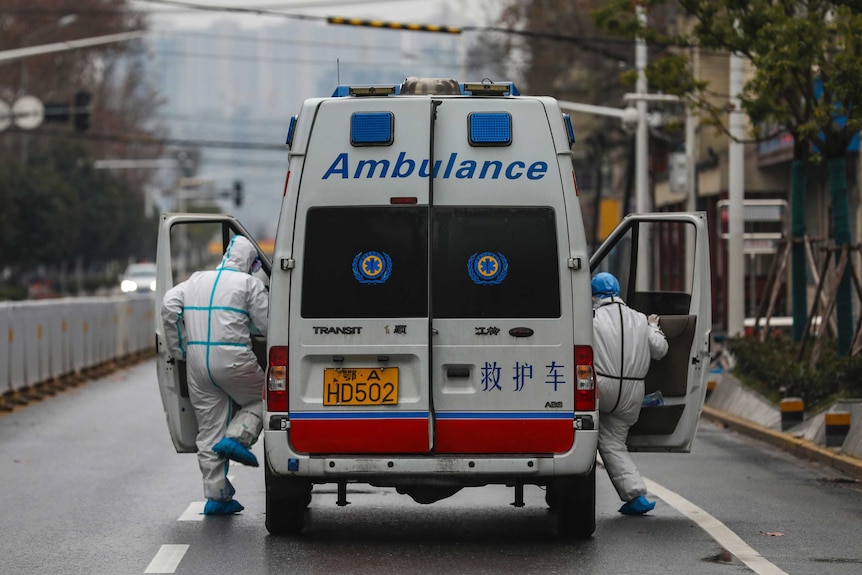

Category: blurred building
[147, 10, 463, 238]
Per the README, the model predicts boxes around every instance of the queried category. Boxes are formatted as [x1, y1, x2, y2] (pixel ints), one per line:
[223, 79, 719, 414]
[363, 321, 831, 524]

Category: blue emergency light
[351, 112, 394, 146]
[285, 115, 297, 147]
[563, 114, 576, 146]
[468, 112, 512, 146]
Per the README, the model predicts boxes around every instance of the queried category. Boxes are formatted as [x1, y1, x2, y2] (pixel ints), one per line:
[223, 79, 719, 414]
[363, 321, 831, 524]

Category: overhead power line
[134, 0, 636, 59]
[8, 1, 648, 62]
[136, 0, 327, 21]
[153, 29, 458, 56]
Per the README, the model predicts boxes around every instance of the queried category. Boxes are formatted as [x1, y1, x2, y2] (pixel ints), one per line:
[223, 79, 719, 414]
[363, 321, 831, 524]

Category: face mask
[251, 257, 262, 274]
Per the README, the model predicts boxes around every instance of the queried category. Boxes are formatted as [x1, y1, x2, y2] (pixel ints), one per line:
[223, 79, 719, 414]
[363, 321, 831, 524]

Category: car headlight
[121, 280, 138, 293]
[149, 280, 157, 291]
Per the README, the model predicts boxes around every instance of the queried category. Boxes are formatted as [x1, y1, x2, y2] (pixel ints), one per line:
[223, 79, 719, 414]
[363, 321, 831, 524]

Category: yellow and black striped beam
[327, 17, 461, 34]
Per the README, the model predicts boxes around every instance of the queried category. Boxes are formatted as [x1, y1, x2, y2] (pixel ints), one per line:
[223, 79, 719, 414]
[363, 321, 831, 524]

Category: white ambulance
[155, 77, 712, 539]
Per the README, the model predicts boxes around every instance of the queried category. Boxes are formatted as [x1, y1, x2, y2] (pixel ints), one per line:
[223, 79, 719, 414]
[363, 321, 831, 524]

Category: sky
[135, 0, 499, 30]
[136, 1, 508, 238]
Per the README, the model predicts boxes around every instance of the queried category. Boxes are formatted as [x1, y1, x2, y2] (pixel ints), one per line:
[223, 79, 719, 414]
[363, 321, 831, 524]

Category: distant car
[120, 263, 157, 294]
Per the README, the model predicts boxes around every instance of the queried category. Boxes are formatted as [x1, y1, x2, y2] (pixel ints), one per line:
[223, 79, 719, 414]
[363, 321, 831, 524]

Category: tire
[549, 467, 596, 539]
[265, 462, 312, 536]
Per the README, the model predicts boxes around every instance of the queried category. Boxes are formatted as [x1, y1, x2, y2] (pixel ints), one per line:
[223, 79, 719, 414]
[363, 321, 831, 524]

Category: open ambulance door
[154, 213, 271, 453]
[590, 212, 711, 452]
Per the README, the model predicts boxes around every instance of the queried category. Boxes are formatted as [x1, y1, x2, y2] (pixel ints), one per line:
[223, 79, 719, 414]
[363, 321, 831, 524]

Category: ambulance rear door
[429, 96, 581, 455]
[286, 96, 436, 454]
[155, 213, 270, 453]
[590, 212, 711, 452]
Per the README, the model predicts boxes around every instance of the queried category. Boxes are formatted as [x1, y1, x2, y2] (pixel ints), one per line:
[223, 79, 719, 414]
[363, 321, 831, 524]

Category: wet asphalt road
[1, 359, 860, 575]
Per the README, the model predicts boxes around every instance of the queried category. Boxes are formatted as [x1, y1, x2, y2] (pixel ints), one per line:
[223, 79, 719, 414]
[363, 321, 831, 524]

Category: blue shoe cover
[212, 437, 259, 467]
[203, 499, 244, 515]
[619, 496, 656, 515]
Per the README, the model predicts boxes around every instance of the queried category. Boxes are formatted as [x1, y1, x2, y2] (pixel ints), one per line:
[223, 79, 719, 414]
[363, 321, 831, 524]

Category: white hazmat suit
[593, 294, 667, 505]
[162, 236, 268, 504]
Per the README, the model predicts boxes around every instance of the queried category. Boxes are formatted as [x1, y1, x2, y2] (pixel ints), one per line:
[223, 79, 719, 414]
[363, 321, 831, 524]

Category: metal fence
[1, 294, 154, 406]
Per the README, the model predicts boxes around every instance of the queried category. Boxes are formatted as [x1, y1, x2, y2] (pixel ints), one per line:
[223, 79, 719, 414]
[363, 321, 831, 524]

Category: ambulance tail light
[574, 345, 596, 411]
[267, 346, 288, 412]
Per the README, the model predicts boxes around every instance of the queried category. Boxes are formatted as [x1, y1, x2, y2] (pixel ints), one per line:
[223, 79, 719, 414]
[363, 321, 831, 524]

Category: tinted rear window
[432, 207, 560, 318]
[301, 207, 428, 318]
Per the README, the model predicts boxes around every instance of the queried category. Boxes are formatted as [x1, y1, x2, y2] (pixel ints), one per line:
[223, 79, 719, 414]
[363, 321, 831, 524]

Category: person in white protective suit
[591, 272, 668, 515]
[161, 235, 268, 516]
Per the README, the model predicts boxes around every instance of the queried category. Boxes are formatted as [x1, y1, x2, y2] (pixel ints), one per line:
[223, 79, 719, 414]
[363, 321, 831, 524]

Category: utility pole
[633, 4, 651, 291]
[727, 52, 746, 337]
[685, 47, 700, 291]
[635, 4, 649, 216]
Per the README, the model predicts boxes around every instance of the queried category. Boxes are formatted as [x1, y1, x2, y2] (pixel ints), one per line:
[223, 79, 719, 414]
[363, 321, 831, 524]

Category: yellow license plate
[323, 368, 399, 406]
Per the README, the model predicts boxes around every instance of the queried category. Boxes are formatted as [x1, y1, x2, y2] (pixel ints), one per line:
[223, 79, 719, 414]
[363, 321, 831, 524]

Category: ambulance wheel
[265, 464, 312, 536]
[550, 467, 596, 539]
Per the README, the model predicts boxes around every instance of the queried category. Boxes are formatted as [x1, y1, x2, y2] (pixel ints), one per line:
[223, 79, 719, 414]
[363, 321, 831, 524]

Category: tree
[484, 0, 685, 246]
[593, 0, 862, 355]
[0, 0, 164, 289]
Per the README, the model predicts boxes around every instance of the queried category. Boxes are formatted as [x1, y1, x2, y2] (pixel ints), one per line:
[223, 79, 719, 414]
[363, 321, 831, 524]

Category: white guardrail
[0, 294, 155, 403]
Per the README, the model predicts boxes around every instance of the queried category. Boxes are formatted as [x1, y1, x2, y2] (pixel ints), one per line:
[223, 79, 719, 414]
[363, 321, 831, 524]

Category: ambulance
[155, 77, 712, 539]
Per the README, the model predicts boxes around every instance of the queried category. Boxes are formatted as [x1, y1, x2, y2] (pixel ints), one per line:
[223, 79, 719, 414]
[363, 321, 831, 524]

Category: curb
[702, 405, 862, 481]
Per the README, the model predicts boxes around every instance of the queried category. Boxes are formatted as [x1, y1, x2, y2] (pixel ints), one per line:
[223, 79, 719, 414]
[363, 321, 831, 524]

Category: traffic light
[73, 91, 91, 132]
[233, 180, 243, 207]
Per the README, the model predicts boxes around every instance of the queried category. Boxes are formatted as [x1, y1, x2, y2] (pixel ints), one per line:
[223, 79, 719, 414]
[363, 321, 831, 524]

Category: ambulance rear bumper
[263, 427, 598, 482]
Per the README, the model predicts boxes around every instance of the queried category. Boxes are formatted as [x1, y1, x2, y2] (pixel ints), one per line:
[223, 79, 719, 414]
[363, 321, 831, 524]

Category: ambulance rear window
[301, 206, 428, 318]
[432, 207, 560, 318]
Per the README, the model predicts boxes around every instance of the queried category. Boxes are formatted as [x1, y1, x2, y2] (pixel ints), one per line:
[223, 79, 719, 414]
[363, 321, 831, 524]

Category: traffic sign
[12, 95, 45, 130]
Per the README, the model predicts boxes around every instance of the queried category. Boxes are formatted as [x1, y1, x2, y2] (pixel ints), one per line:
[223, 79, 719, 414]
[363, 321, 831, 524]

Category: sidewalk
[701, 372, 862, 481]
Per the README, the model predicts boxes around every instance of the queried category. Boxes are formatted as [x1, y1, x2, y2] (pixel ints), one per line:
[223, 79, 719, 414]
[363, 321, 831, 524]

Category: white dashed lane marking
[177, 474, 235, 521]
[178, 501, 206, 521]
[144, 544, 189, 574]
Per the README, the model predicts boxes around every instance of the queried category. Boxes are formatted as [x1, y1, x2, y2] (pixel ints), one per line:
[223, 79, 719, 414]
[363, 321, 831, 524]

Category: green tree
[0, 141, 158, 280]
[593, 0, 862, 354]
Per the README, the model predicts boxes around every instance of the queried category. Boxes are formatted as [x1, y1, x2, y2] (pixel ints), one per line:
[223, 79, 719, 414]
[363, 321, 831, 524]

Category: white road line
[644, 477, 789, 575]
[144, 544, 189, 574]
[178, 501, 206, 521]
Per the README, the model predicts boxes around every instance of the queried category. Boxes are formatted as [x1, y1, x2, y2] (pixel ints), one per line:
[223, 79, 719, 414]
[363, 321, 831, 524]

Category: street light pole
[634, 4, 651, 290]
[635, 4, 649, 215]
[727, 52, 746, 337]
[0, 31, 146, 65]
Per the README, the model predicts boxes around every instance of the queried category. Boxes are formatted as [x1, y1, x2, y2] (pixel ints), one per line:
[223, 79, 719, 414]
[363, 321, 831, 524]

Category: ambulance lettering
[322, 152, 548, 181]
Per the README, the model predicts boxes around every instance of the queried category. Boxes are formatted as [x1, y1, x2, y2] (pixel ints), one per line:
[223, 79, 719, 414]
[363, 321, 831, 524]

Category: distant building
[147, 10, 464, 237]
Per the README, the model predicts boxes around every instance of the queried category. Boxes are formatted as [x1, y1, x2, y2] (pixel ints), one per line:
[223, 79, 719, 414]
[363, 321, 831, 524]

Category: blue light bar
[351, 112, 394, 146]
[468, 112, 512, 146]
[563, 114, 576, 146]
[285, 115, 297, 147]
